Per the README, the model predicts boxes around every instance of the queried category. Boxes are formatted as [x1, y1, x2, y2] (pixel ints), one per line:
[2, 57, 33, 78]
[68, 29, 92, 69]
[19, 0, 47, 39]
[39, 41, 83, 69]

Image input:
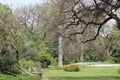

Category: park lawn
[43, 66, 120, 80]
[0, 66, 119, 80]
[0, 74, 41, 80]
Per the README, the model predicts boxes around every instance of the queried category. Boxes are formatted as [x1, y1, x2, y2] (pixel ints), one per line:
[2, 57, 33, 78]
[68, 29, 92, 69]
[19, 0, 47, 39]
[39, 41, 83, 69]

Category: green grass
[43, 66, 120, 80]
[0, 74, 41, 80]
[0, 66, 119, 80]
[51, 76, 120, 80]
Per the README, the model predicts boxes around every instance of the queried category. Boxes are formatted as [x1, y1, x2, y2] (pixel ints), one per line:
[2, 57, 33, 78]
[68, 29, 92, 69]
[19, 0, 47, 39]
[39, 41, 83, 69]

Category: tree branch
[82, 16, 112, 43]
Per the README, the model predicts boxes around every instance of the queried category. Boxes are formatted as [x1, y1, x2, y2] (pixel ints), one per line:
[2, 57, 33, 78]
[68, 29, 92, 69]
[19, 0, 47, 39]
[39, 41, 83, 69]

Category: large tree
[58, 0, 120, 43]
[0, 3, 23, 75]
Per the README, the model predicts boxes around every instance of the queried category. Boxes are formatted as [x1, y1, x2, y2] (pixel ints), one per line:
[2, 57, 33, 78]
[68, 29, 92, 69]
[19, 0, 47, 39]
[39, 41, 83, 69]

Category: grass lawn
[43, 66, 120, 80]
[0, 74, 41, 80]
[0, 66, 119, 80]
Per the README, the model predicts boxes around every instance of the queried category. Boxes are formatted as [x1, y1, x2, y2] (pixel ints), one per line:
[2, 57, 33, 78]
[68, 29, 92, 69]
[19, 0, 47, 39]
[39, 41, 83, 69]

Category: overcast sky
[0, 0, 46, 8]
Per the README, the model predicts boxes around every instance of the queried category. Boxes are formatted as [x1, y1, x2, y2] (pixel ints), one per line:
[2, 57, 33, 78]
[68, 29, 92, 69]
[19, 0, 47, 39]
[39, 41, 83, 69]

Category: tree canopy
[58, 0, 120, 43]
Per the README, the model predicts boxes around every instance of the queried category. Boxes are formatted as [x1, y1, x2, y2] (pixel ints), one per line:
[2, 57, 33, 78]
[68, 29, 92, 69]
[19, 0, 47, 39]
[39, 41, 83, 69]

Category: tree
[107, 29, 120, 57]
[0, 3, 22, 75]
[14, 4, 54, 73]
[0, 3, 53, 75]
[37, 0, 67, 67]
[48, 0, 72, 67]
[14, 5, 39, 32]
[59, 0, 120, 43]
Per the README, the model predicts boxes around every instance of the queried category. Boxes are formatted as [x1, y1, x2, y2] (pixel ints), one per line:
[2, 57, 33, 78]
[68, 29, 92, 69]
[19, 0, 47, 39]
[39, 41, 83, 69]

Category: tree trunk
[106, 45, 116, 58]
[58, 35, 63, 67]
[76, 33, 84, 62]
[80, 43, 84, 62]
[80, 53, 84, 62]
[10, 43, 33, 76]
[106, 49, 110, 57]
[17, 62, 33, 76]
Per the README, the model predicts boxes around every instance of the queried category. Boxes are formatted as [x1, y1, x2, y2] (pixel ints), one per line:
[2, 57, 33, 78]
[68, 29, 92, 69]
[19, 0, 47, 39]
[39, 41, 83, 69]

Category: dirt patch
[42, 77, 51, 80]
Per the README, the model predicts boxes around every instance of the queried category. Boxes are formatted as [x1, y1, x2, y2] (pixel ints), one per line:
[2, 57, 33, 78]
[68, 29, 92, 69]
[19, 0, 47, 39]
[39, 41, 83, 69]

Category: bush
[10, 65, 21, 74]
[51, 58, 58, 66]
[63, 64, 80, 72]
[103, 57, 117, 63]
[40, 53, 53, 65]
[32, 53, 53, 66]
[19, 59, 35, 68]
[63, 58, 70, 65]
[0, 56, 21, 74]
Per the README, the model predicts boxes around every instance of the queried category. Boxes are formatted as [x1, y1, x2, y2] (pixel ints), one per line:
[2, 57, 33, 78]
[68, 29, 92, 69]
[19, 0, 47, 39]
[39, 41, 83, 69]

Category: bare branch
[82, 16, 112, 43]
[70, 24, 88, 36]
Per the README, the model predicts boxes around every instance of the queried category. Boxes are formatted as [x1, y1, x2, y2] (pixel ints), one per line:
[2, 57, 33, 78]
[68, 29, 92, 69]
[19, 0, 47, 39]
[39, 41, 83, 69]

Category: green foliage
[17, 28, 53, 67]
[0, 3, 12, 41]
[63, 58, 70, 65]
[19, 59, 35, 68]
[0, 3, 12, 22]
[31, 41, 52, 65]
[110, 30, 120, 43]
[51, 58, 58, 66]
[63, 64, 80, 72]
[0, 74, 41, 80]
[103, 57, 118, 63]
[114, 55, 120, 63]
[0, 3, 21, 74]
[39, 53, 53, 65]
[20, 28, 52, 65]
[0, 56, 21, 74]
[10, 65, 21, 74]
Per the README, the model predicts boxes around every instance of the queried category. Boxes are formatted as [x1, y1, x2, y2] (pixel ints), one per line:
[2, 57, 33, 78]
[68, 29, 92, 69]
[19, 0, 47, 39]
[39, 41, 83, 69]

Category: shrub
[51, 58, 58, 66]
[63, 58, 70, 65]
[10, 65, 21, 74]
[104, 57, 117, 63]
[40, 53, 53, 65]
[63, 64, 80, 72]
[0, 56, 21, 74]
[19, 59, 35, 68]
[32, 53, 53, 66]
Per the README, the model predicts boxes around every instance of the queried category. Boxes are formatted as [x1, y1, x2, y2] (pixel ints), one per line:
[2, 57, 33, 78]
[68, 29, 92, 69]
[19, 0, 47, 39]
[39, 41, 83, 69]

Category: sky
[0, 0, 46, 9]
